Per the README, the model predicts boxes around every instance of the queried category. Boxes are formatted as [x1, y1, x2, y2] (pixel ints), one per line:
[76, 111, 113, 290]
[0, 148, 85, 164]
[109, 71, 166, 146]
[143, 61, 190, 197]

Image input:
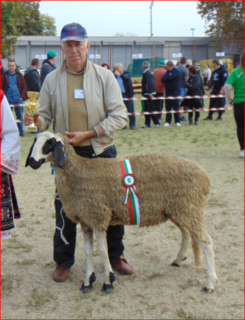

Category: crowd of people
[1, 50, 58, 136]
[1, 22, 244, 285]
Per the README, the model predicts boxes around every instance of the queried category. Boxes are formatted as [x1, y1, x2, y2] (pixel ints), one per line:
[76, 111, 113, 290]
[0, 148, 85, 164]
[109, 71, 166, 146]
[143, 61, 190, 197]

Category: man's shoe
[179, 116, 187, 122]
[142, 124, 150, 128]
[163, 123, 170, 127]
[155, 124, 160, 128]
[176, 122, 181, 127]
[110, 256, 133, 275]
[203, 117, 212, 121]
[215, 117, 222, 121]
[239, 150, 244, 158]
[189, 118, 193, 125]
[130, 127, 136, 130]
[19, 133, 25, 137]
[195, 121, 199, 125]
[53, 266, 70, 282]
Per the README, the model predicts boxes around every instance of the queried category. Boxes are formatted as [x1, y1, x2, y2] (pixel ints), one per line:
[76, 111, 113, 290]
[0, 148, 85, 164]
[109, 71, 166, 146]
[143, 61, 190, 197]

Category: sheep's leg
[94, 229, 116, 294]
[80, 223, 96, 294]
[170, 221, 190, 267]
[198, 233, 218, 294]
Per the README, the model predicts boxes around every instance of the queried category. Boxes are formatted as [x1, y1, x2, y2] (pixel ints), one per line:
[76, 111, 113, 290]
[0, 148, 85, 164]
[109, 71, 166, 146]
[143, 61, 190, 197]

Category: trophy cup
[24, 91, 40, 133]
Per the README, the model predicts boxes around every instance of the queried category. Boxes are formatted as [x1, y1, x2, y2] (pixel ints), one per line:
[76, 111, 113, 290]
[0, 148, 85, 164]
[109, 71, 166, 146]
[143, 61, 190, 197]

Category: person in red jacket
[1, 60, 27, 136]
[153, 61, 166, 120]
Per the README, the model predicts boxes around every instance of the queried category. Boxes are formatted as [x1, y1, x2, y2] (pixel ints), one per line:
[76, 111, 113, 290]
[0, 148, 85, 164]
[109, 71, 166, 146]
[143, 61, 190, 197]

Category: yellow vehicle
[200, 59, 234, 75]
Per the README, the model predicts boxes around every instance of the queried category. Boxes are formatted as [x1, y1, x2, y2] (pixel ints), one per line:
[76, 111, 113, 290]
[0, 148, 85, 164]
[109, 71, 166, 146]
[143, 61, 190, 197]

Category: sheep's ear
[42, 138, 57, 155]
[53, 141, 65, 169]
[25, 137, 37, 167]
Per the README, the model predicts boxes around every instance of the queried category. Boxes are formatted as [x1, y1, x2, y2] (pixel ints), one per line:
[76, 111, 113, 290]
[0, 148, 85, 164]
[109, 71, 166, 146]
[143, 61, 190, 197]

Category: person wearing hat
[153, 60, 166, 119]
[23, 23, 132, 282]
[16, 64, 22, 73]
[40, 50, 58, 87]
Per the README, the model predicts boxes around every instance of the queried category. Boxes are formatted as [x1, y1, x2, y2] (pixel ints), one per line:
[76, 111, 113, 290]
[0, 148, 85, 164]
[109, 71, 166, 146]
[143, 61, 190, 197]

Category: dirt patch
[1, 98, 244, 319]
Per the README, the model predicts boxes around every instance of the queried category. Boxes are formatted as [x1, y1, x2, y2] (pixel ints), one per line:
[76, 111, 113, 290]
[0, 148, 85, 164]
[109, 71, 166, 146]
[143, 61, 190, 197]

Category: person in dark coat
[1, 60, 27, 136]
[181, 65, 203, 125]
[161, 61, 181, 126]
[114, 63, 136, 129]
[141, 61, 160, 128]
[40, 50, 57, 87]
[203, 59, 228, 121]
[24, 58, 40, 92]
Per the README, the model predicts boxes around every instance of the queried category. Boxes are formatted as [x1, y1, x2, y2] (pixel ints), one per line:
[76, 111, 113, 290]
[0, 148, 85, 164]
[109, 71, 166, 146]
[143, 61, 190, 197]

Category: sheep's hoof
[80, 272, 96, 294]
[171, 262, 180, 267]
[204, 287, 214, 294]
[182, 257, 187, 261]
[101, 272, 115, 294]
[101, 283, 114, 294]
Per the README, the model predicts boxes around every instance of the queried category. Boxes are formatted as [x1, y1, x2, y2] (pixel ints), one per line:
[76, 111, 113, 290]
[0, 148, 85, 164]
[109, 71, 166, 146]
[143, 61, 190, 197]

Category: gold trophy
[24, 91, 40, 132]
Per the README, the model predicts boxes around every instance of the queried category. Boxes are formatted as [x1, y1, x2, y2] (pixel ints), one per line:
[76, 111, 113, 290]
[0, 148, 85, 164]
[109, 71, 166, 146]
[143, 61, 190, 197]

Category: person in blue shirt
[1, 60, 27, 136]
[114, 63, 136, 129]
[161, 61, 181, 127]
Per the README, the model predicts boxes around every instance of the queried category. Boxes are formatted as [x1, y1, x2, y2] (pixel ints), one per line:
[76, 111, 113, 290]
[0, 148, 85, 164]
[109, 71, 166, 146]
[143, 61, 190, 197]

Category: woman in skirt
[1, 90, 21, 241]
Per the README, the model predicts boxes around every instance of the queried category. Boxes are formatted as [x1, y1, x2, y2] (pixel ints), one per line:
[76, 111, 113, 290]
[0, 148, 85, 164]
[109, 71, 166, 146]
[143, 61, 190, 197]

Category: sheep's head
[25, 132, 66, 170]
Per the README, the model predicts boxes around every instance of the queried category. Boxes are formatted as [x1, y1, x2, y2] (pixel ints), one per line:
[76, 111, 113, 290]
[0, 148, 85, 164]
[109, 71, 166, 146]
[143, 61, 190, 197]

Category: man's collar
[143, 68, 150, 73]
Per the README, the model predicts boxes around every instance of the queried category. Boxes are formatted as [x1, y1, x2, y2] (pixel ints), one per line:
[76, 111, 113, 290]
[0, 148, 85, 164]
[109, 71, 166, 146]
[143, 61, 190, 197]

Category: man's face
[213, 62, 219, 70]
[61, 40, 90, 68]
[166, 64, 174, 71]
[114, 65, 123, 74]
[8, 62, 16, 74]
[53, 56, 57, 63]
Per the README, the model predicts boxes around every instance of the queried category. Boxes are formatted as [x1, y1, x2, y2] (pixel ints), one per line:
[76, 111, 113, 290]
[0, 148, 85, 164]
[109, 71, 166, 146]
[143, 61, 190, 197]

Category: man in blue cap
[24, 23, 133, 283]
[40, 50, 58, 87]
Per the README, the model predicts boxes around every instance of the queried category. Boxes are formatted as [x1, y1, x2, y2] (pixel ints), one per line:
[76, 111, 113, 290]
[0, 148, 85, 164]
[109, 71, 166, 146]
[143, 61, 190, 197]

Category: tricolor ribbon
[122, 174, 140, 204]
[119, 159, 141, 226]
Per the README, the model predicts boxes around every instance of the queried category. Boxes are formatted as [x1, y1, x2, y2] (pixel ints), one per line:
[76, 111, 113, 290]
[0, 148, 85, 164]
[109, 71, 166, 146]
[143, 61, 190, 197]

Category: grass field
[1, 96, 244, 319]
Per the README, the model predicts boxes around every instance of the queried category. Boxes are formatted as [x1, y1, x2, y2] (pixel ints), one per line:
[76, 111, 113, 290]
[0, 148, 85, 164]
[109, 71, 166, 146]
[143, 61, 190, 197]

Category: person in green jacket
[224, 53, 244, 158]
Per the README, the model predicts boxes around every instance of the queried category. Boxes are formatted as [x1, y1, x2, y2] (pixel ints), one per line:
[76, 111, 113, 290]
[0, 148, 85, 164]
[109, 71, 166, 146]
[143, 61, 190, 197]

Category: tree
[197, 1, 244, 52]
[40, 14, 56, 36]
[1, 1, 56, 59]
[115, 31, 137, 37]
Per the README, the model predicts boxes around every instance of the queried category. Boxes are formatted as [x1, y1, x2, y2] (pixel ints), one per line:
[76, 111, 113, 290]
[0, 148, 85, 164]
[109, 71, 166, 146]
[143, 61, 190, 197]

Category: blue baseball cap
[60, 22, 88, 42]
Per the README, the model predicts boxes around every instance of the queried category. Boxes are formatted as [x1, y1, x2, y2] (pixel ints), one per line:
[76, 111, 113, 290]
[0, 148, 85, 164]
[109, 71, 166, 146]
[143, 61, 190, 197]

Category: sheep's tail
[191, 236, 204, 267]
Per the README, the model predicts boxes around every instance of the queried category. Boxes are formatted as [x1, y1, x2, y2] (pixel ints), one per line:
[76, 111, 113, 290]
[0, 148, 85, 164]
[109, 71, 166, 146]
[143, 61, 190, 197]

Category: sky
[39, 1, 207, 37]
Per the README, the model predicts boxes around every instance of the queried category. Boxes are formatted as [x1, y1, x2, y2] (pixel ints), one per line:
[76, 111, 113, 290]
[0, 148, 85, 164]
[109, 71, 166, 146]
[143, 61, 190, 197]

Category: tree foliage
[197, 1, 244, 52]
[115, 31, 137, 37]
[1, 1, 56, 59]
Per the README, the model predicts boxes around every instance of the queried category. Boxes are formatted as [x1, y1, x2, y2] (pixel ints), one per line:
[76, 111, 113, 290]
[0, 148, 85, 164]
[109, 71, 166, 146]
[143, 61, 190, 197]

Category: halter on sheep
[26, 132, 218, 294]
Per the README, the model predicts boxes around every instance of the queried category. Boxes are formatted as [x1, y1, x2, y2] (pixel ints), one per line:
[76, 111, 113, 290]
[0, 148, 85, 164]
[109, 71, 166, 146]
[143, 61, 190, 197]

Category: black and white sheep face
[25, 132, 65, 170]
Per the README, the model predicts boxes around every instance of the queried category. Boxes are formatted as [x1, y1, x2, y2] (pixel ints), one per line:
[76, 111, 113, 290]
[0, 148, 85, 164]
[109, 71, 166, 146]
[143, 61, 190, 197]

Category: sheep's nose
[29, 157, 45, 169]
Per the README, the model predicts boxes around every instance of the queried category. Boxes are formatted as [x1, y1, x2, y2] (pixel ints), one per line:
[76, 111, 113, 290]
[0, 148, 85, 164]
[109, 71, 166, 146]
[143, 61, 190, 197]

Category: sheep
[26, 131, 218, 294]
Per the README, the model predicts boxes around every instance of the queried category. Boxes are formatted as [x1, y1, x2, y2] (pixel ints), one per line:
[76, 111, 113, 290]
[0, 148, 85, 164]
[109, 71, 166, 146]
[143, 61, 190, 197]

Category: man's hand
[65, 130, 96, 146]
[114, 71, 121, 76]
[23, 111, 40, 126]
[220, 89, 224, 95]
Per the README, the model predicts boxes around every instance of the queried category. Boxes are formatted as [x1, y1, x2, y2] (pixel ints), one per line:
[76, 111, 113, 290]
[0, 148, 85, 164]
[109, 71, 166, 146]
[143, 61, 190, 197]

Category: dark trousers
[234, 102, 244, 150]
[123, 93, 136, 128]
[144, 99, 160, 126]
[9, 98, 24, 134]
[165, 99, 180, 124]
[188, 104, 200, 122]
[154, 92, 164, 119]
[208, 89, 225, 119]
[54, 145, 125, 268]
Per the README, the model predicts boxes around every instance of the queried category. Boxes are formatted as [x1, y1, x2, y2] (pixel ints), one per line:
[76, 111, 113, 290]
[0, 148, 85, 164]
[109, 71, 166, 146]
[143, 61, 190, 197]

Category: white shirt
[1, 95, 21, 175]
